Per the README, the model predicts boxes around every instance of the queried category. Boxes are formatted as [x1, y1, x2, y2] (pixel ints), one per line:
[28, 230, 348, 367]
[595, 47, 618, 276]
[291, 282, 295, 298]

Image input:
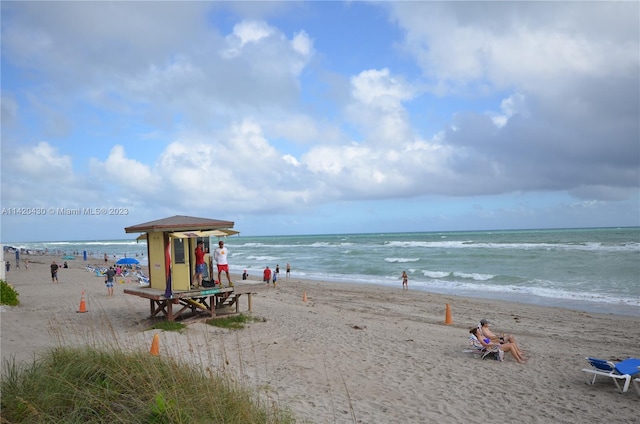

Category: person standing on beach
[104, 266, 116, 297]
[192, 241, 206, 289]
[50, 261, 59, 283]
[272, 267, 278, 287]
[286, 263, 291, 278]
[401, 271, 408, 290]
[214, 240, 233, 287]
[275, 264, 280, 277]
[263, 266, 272, 286]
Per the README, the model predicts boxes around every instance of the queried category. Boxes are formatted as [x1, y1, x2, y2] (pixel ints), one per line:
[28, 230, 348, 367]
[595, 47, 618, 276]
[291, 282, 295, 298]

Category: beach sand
[2, 255, 638, 423]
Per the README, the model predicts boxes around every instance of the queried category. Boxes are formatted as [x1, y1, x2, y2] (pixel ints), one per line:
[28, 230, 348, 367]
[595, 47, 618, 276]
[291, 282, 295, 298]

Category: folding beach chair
[582, 357, 640, 393]
[467, 335, 504, 361]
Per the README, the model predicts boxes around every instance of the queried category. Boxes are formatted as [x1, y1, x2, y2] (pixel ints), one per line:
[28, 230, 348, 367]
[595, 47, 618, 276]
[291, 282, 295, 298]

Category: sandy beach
[1, 255, 638, 423]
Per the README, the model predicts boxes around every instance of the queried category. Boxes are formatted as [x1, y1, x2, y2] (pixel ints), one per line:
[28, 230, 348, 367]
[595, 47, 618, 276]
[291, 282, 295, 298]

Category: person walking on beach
[275, 264, 280, 277]
[214, 240, 233, 287]
[192, 241, 206, 289]
[272, 268, 278, 287]
[50, 261, 59, 283]
[104, 266, 116, 297]
[286, 263, 291, 278]
[263, 266, 272, 286]
[401, 271, 408, 290]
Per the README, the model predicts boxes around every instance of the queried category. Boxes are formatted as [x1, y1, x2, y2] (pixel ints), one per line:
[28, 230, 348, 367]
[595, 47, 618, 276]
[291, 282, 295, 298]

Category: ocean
[6, 227, 639, 317]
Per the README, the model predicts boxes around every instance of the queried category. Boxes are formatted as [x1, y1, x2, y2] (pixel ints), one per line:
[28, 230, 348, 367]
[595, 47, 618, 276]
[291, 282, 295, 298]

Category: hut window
[174, 239, 186, 264]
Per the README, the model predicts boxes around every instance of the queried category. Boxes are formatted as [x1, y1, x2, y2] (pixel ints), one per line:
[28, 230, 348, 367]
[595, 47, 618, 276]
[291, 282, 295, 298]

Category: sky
[1, 1, 639, 242]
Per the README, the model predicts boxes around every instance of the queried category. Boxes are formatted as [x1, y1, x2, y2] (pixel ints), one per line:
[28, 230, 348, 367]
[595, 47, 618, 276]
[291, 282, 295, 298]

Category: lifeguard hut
[123, 215, 255, 322]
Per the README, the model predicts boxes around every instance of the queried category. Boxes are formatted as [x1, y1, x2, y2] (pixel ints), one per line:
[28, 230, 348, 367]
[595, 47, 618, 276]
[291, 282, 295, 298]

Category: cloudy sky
[1, 1, 638, 242]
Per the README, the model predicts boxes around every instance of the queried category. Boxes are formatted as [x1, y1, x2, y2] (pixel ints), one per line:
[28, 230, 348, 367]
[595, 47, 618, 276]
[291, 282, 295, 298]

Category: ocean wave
[384, 257, 420, 263]
[452, 271, 495, 281]
[422, 270, 450, 279]
[420, 270, 495, 281]
[385, 240, 640, 252]
[417, 279, 640, 308]
[245, 255, 280, 262]
[236, 242, 338, 249]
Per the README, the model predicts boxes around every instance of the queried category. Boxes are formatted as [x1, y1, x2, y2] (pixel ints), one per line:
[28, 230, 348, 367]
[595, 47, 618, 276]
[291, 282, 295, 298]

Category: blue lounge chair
[582, 357, 640, 393]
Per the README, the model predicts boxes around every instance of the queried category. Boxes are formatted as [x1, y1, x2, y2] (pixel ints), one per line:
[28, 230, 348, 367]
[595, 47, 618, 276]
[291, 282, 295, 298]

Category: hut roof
[124, 215, 235, 234]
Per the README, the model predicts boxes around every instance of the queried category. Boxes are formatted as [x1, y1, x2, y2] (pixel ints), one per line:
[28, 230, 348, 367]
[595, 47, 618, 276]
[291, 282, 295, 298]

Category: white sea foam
[408, 278, 640, 309]
[385, 240, 640, 252]
[246, 255, 280, 262]
[452, 271, 495, 281]
[422, 270, 450, 279]
[384, 257, 420, 263]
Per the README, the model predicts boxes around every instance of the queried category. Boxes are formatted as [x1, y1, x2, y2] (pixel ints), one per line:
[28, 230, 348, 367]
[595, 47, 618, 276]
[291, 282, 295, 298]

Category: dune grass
[148, 320, 186, 332]
[0, 279, 20, 306]
[1, 345, 296, 424]
[206, 313, 264, 330]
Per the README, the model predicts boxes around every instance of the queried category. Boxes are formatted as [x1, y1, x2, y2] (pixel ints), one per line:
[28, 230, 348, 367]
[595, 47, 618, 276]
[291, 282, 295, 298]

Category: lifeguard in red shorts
[214, 240, 233, 287]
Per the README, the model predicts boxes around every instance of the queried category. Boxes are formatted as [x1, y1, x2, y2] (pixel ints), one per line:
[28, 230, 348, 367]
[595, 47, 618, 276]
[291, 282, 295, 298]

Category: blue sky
[1, 1, 638, 242]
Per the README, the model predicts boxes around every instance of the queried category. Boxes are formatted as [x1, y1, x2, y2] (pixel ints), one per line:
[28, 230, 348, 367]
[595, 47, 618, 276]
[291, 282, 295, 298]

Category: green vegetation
[1, 346, 295, 424]
[206, 313, 264, 330]
[148, 320, 186, 332]
[0, 279, 19, 306]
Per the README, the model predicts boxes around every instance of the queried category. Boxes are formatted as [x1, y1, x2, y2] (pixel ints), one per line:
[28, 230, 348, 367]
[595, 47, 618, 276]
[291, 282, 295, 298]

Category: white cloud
[222, 20, 275, 58]
[18, 142, 74, 180]
[234, 20, 274, 46]
[91, 146, 161, 196]
[491, 93, 527, 128]
[1, 1, 637, 241]
[347, 69, 415, 145]
[389, 2, 639, 94]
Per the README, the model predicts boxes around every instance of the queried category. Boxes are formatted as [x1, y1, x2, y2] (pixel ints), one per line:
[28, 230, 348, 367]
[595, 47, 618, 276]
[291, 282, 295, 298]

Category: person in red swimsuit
[263, 266, 272, 286]
[192, 241, 205, 288]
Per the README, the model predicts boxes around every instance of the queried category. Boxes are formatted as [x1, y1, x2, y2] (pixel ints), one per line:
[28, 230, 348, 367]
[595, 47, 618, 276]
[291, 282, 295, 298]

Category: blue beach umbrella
[116, 257, 140, 265]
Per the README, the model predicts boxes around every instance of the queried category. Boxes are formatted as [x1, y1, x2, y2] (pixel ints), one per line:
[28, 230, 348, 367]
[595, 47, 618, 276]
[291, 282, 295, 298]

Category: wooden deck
[124, 284, 258, 322]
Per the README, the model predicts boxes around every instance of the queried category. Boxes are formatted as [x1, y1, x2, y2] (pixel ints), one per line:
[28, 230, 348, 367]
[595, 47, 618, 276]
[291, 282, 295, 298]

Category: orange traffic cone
[77, 291, 88, 313]
[150, 333, 160, 356]
[444, 303, 453, 325]
[302, 291, 307, 302]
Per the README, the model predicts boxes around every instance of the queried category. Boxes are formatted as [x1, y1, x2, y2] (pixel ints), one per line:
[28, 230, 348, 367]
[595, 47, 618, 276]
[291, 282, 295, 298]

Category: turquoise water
[8, 227, 640, 316]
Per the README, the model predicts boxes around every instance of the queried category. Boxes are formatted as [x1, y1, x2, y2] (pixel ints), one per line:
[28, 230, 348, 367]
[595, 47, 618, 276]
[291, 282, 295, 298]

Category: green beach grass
[0, 279, 20, 306]
[1, 344, 296, 423]
[1, 280, 294, 424]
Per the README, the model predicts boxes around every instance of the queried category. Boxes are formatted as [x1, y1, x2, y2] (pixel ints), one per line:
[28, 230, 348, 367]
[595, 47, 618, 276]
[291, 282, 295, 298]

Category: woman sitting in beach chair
[469, 327, 526, 363]
[478, 319, 526, 359]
